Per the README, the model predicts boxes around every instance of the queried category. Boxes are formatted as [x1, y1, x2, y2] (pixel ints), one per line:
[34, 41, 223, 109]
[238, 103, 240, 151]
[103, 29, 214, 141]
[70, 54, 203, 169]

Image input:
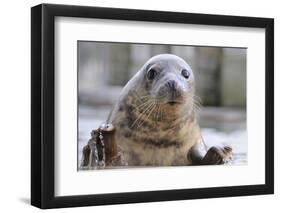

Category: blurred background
[78, 41, 247, 167]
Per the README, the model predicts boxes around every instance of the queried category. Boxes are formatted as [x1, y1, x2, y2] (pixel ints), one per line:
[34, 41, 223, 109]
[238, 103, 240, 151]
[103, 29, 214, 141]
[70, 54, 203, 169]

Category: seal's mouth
[165, 93, 185, 105]
[166, 100, 182, 106]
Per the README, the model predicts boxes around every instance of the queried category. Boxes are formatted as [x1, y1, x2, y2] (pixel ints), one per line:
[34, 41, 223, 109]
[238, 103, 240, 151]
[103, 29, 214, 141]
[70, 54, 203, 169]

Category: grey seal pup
[107, 54, 232, 166]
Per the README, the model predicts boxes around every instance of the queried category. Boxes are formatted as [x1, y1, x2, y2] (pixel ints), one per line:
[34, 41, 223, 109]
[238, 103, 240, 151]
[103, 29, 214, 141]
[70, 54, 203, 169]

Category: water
[78, 105, 247, 168]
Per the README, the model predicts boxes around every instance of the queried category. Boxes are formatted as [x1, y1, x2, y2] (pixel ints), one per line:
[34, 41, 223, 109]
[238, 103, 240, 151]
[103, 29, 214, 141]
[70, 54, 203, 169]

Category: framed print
[31, 3, 274, 209]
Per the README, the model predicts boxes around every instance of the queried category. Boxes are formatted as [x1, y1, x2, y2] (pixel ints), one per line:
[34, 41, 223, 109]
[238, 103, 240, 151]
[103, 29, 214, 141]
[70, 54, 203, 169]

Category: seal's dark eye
[147, 69, 157, 80]
[181, 69, 190, 79]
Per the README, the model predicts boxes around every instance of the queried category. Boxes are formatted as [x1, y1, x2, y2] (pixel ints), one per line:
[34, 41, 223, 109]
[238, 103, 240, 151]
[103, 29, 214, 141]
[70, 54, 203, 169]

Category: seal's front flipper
[201, 146, 232, 165]
[188, 142, 232, 165]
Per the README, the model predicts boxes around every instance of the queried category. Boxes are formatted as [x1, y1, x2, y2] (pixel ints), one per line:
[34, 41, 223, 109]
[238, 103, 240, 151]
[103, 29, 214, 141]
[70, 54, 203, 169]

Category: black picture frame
[31, 3, 274, 209]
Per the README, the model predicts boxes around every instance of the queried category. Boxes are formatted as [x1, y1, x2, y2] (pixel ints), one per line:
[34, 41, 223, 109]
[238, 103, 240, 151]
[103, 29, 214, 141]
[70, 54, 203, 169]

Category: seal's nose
[166, 80, 177, 91]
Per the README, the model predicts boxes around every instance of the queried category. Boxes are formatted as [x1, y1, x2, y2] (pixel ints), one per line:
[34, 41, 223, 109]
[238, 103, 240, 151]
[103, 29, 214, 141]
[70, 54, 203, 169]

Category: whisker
[155, 103, 160, 123]
[131, 102, 155, 128]
[152, 102, 159, 126]
[133, 102, 155, 126]
[135, 104, 156, 129]
[135, 100, 153, 110]
[159, 104, 164, 121]
[193, 95, 202, 114]
[132, 92, 151, 105]
[137, 103, 157, 129]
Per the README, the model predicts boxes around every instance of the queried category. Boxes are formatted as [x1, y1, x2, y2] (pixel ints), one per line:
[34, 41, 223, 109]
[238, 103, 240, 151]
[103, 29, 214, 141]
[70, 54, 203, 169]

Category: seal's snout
[166, 80, 177, 91]
[163, 80, 184, 105]
[165, 80, 182, 96]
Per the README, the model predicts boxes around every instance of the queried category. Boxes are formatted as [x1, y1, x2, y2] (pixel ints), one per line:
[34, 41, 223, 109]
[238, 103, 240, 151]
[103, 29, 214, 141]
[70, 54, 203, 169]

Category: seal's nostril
[166, 80, 177, 91]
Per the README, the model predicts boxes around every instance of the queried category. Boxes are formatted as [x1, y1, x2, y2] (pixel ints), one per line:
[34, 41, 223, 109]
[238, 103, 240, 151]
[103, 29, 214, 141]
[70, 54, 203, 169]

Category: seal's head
[109, 54, 197, 126]
[139, 54, 195, 107]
